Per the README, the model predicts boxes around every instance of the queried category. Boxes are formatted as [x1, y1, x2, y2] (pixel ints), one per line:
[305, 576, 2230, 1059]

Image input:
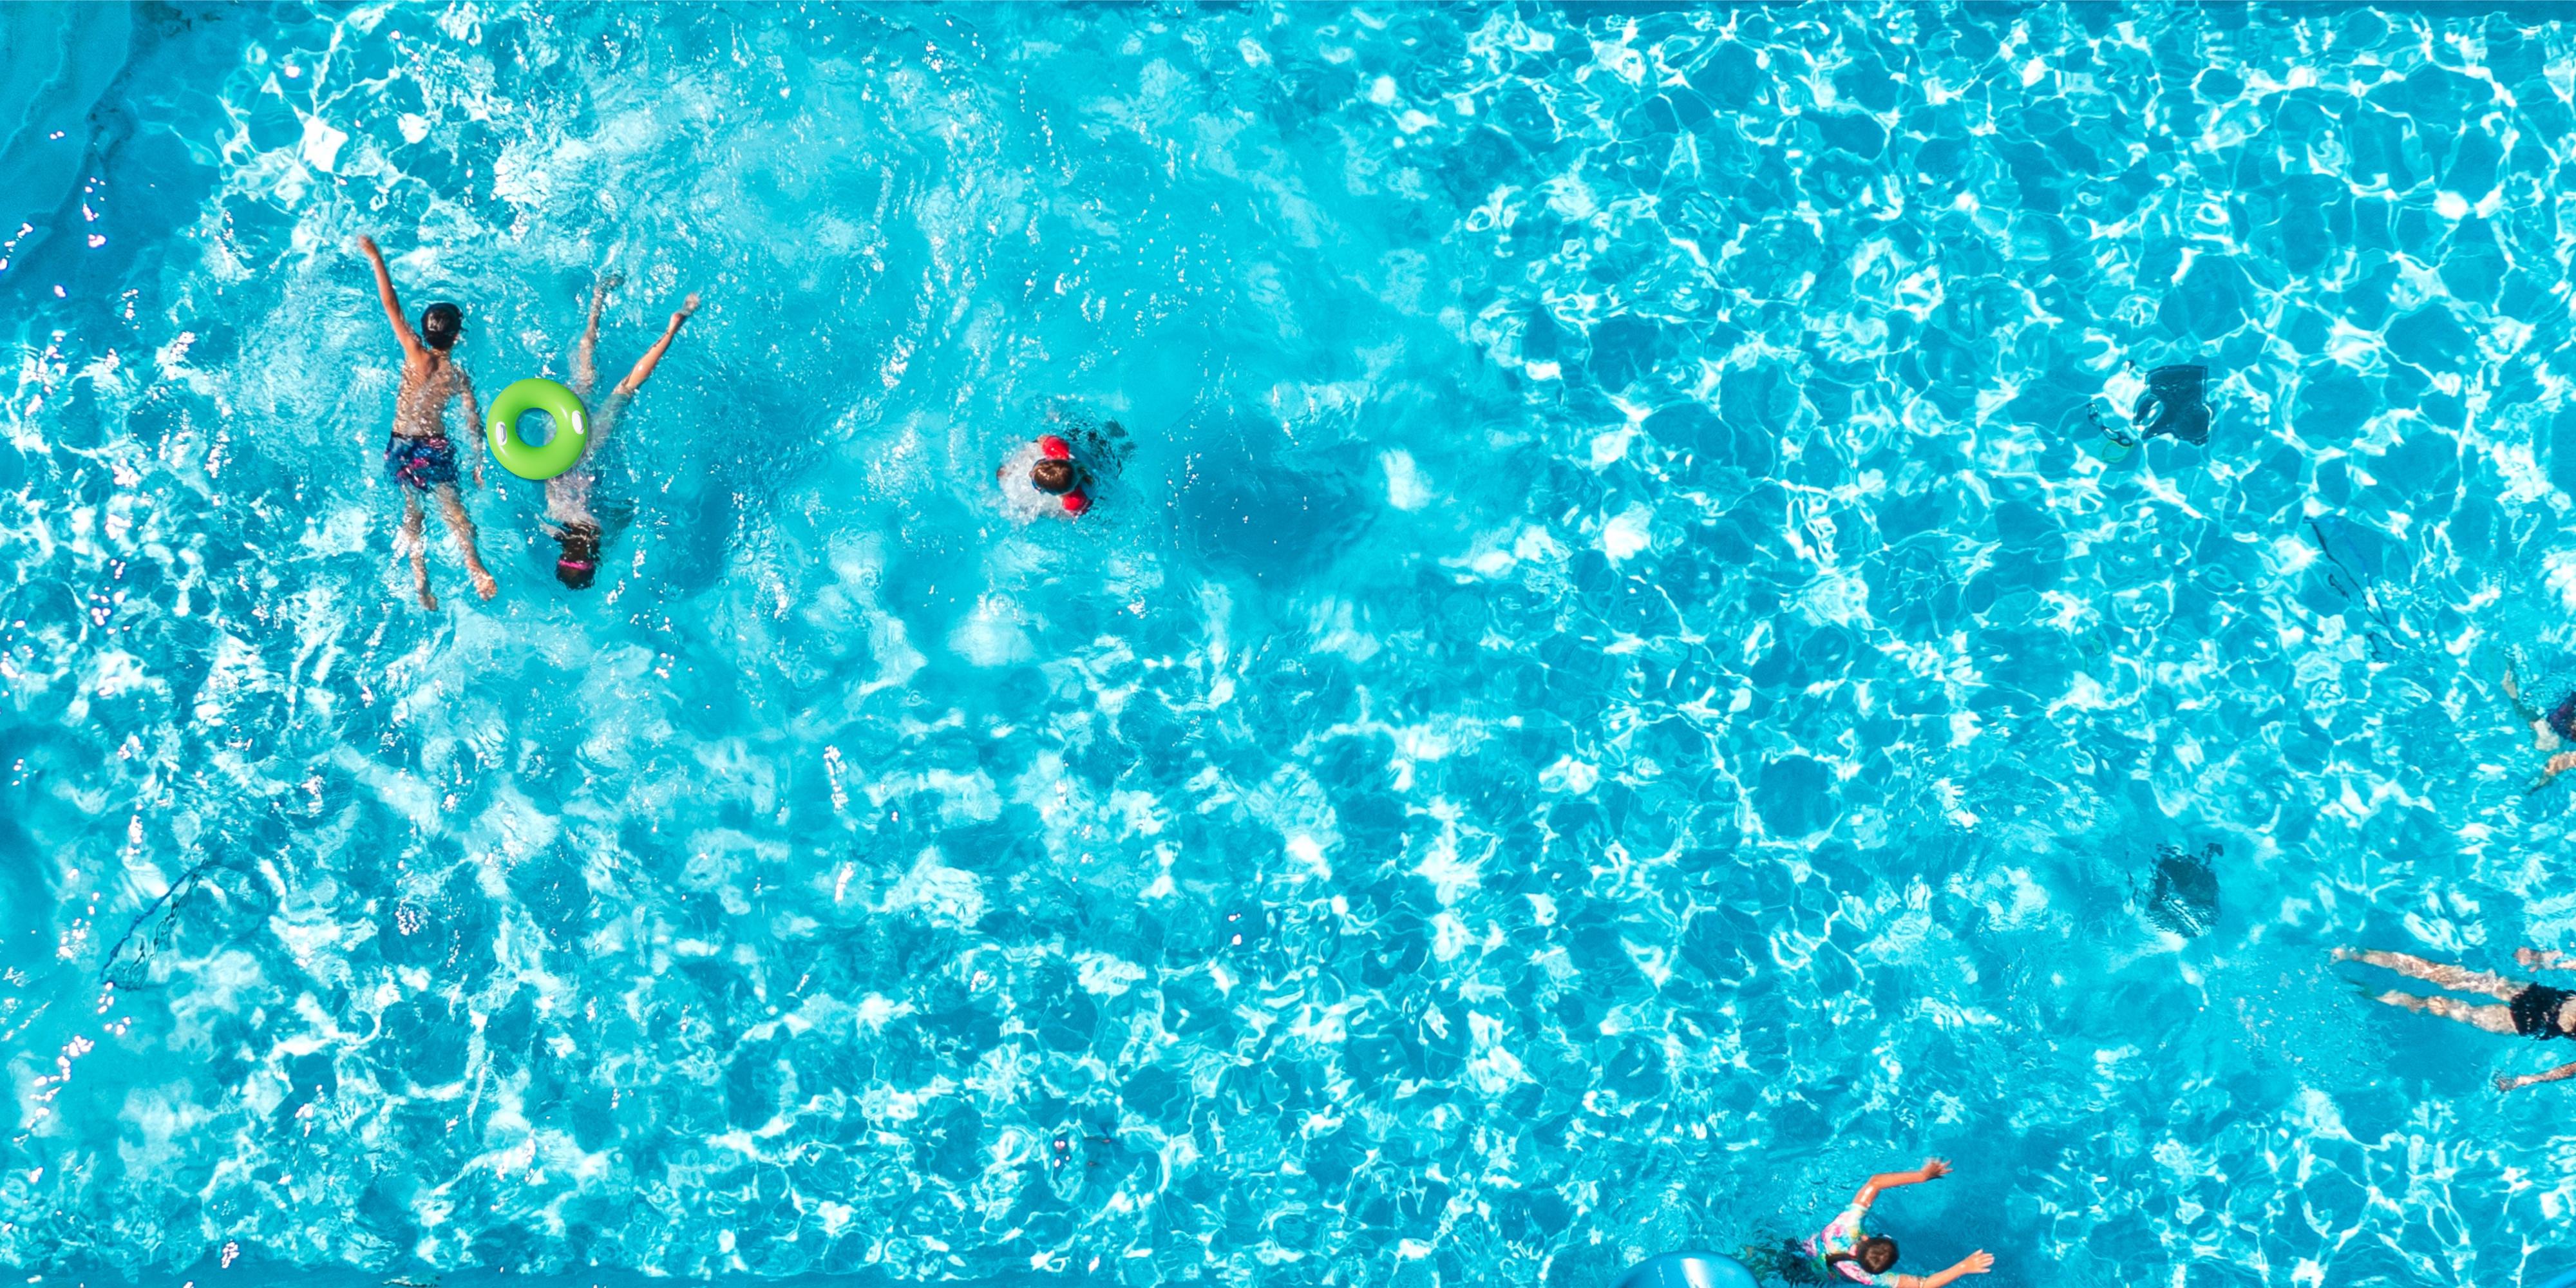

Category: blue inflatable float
[1609, 1252, 1758, 1288]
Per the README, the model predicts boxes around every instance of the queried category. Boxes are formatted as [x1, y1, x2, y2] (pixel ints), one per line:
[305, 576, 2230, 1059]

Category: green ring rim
[485, 377, 590, 481]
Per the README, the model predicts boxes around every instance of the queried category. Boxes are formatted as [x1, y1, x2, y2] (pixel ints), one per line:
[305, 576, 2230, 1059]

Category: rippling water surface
[8, 3, 2576, 1285]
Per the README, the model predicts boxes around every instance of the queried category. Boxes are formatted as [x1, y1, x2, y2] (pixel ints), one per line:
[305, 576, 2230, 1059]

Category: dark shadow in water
[1170, 423, 1374, 587]
[1754, 755, 1838, 838]
[0, 724, 81, 945]
[2134, 842, 2220, 938]
[95, 855, 249, 990]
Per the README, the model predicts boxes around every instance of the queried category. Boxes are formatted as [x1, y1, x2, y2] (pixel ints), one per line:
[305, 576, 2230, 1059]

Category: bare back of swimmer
[355, 234, 496, 609]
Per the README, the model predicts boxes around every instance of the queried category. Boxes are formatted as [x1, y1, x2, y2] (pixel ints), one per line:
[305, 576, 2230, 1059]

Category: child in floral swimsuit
[1803, 1159, 1994, 1288]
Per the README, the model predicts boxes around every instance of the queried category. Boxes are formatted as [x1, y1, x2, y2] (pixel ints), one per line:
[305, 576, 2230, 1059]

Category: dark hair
[1826, 1237, 1899, 1275]
[555, 522, 600, 590]
[421, 302, 463, 351]
[1031, 458, 1075, 495]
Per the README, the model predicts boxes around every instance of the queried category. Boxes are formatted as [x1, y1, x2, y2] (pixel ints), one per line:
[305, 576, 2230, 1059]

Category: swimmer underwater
[545, 273, 699, 589]
[2337, 946, 2576, 1091]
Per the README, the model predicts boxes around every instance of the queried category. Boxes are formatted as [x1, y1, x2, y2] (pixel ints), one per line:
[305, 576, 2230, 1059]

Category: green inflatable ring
[485, 377, 590, 481]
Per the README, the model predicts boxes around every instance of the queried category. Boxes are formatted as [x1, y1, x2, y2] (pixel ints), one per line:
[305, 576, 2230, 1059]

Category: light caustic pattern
[4, 3, 2576, 1286]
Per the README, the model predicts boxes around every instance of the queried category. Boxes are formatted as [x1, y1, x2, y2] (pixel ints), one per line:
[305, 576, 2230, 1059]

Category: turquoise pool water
[5, 3, 2575, 1284]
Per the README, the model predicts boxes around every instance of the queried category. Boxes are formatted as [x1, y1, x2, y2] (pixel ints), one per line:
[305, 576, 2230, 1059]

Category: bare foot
[2497, 1074, 2524, 1092]
[417, 585, 439, 611]
[473, 571, 498, 601]
[2377, 990, 2424, 1012]
[2330, 947, 2356, 962]
[674, 292, 701, 321]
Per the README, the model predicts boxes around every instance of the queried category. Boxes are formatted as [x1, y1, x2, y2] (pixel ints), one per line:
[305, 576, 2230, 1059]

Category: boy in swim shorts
[1803, 1159, 1994, 1287]
[547, 274, 698, 589]
[355, 235, 497, 609]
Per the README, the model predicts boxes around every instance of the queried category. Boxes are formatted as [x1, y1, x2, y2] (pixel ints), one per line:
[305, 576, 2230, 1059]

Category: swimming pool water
[6, 3, 2576, 1284]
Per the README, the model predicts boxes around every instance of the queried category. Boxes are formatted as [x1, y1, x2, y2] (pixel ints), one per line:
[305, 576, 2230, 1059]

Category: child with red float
[998, 413, 1127, 520]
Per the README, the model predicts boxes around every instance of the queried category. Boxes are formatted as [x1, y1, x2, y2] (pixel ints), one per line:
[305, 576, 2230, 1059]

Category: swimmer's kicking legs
[2336, 945, 2576, 1090]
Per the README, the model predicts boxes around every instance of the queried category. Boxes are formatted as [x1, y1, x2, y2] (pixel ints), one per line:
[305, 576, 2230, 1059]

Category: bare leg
[2335, 948, 2524, 1000]
[612, 293, 700, 396]
[431, 484, 498, 601]
[2372, 989, 2517, 1036]
[400, 491, 435, 610]
[2501, 1059, 2576, 1092]
[569, 274, 618, 399]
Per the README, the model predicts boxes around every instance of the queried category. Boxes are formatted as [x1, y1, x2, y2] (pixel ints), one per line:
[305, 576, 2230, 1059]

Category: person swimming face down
[421, 302, 463, 352]
[556, 520, 600, 589]
[1832, 1236, 1899, 1277]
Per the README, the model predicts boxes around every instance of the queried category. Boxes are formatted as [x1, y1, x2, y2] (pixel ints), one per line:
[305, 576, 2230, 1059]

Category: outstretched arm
[612, 293, 700, 396]
[1855, 1157, 1953, 1205]
[2497, 1061, 2576, 1092]
[570, 272, 618, 396]
[354, 236, 425, 361]
[1891, 1251, 1994, 1288]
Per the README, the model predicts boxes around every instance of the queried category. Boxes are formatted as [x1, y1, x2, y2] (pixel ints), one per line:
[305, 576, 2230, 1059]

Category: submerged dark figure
[2130, 364, 2210, 445]
[2141, 842, 2220, 938]
[2081, 363, 2211, 456]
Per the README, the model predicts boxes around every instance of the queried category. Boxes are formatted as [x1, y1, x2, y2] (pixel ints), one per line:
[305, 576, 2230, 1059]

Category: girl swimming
[2336, 947, 2576, 1091]
[1801, 1159, 1995, 1287]
[547, 274, 698, 589]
